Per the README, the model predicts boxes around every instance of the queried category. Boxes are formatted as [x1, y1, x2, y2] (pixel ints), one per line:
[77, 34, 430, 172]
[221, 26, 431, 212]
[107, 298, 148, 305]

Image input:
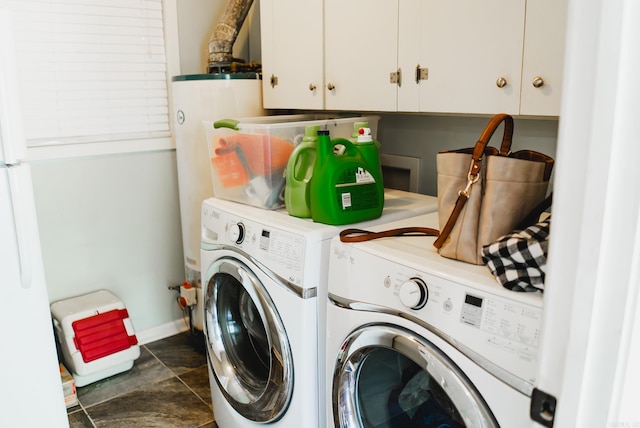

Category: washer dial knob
[229, 222, 245, 244]
[398, 277, 428, 309]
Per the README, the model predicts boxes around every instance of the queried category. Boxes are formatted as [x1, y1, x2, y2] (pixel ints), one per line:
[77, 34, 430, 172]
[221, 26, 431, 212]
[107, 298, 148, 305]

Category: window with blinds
[2, 0, 170, 147]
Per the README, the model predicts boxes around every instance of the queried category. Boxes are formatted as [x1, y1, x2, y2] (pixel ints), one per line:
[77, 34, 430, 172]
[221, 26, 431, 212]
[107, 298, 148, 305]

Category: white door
[0, 165, 69, 427]
[533, 0, 640, 425]
[519, 0, 568, 116]
[203, 256, 294, 423]
[0, 8, 68, 427]
[260, 0, 324, 109]
[324, 0, 399, 111]
[332, 324, 498, 427]
[416, 0, 525, 115]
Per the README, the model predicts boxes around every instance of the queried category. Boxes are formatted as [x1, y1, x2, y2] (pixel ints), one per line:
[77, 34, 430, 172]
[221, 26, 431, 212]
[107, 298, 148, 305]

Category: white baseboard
[135, 318, 191, 345]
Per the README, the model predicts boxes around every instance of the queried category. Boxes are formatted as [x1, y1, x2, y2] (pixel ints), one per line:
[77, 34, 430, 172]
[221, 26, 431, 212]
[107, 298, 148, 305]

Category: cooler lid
[72, 309, 138, 363]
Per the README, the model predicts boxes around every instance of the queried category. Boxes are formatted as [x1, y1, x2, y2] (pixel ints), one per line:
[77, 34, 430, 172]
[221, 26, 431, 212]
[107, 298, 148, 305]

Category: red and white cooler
[50, 290, 140, 387]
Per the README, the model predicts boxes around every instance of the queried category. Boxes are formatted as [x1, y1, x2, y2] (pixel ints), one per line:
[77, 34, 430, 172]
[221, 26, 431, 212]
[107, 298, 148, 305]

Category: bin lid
[72, 309, 138, 363]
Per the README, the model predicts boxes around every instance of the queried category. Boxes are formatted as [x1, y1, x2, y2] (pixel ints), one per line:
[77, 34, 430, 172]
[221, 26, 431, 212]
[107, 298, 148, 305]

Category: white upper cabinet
[324, 0, 399, 111]
[260, 0, 567, 116]
[260, 0, 324, 110]
[519, 0, 568, 116]
[408, 0, 526, 115]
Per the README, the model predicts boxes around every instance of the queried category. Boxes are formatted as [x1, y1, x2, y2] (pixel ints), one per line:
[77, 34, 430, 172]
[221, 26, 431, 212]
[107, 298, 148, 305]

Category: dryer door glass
[333, 324, 498, 428]
[204, 257, 293, 423]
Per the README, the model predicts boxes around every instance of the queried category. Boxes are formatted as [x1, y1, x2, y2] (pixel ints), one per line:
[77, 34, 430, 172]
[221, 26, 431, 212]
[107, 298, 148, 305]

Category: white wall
[31, 151, 186, 339]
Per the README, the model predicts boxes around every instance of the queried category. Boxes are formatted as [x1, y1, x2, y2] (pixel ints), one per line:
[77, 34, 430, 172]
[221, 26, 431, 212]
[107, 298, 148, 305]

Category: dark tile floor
[67, 331, 217, 428]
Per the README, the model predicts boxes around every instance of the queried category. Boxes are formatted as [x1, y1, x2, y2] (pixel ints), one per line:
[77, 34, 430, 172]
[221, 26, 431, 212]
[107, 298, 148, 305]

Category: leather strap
[433, 193, 468, 249]
[469, 113, 514, 179]
[433, 113, 514, 249]
[339, 227, 439, 243]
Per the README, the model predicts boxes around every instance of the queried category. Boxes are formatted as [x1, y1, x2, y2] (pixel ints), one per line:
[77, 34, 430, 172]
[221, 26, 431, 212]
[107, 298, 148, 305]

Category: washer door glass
[333, 324, 498, 428]
[204, 257, 293, 423]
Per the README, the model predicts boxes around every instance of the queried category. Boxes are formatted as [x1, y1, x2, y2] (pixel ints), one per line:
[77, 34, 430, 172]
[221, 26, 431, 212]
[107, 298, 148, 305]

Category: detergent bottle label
[335, 167, 379, 211]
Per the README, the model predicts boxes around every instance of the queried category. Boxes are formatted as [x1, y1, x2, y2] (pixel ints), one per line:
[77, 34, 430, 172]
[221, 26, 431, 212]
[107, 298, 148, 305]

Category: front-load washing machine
[326, 211, 543, 427]
[200, 190, 438, 428]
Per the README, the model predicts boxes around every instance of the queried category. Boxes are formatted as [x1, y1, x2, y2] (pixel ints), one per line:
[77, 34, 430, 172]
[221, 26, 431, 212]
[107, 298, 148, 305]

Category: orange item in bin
[211, 150, 251, 188]
[215, 133, 294, 176]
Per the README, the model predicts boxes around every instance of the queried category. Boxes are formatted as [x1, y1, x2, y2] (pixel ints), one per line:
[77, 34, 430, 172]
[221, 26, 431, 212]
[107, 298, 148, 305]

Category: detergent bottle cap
[356, 127, 373, 143]
[351, 121, 369, 140]
[303, 125, 321, 143]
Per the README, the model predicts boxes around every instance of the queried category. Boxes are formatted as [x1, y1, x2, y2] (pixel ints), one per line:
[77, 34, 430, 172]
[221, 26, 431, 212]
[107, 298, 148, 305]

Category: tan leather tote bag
[433, 113, 554, 264]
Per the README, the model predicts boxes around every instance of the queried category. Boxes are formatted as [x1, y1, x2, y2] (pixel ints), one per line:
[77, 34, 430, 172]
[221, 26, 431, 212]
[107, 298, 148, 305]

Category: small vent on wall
[380, 154, 420, 193]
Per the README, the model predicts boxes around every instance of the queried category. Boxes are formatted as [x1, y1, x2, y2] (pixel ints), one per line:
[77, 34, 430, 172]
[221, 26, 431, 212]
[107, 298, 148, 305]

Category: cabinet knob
[327, 82, 335, 91]
[532, 76, 545, 88]
[496, 77, 507, 88]
[309, 83, 317, 91]
[270, 74, 278, 88]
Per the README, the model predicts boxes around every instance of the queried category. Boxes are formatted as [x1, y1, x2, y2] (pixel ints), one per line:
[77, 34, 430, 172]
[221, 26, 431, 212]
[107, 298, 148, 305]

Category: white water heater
[171, 73, 264, 329]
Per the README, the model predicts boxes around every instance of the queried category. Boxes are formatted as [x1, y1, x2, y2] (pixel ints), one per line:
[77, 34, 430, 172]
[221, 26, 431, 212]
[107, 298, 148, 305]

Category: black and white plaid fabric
[481, 217, 550, 292]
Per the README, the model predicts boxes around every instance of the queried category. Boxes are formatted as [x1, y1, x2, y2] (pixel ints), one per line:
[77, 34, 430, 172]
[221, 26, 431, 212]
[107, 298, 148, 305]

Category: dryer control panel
[329, 238, 543, 390]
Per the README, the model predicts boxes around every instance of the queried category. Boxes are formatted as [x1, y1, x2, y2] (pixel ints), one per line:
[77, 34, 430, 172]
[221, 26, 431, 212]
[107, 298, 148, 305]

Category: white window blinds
[1, 0, 170, 147]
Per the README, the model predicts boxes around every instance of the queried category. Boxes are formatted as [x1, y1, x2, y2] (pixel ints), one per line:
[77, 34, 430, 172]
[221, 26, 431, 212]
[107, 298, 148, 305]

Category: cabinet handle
[309, 83, 317, 91]
[327, 82, 335, 91]
[270, 74, 278, 88]
[532, 76, 545, 88]
[496, 77, 507, 88]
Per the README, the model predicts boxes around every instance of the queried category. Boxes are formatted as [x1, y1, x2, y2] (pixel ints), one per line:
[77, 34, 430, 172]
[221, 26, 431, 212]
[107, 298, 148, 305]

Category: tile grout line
[76, 344, 172, 411]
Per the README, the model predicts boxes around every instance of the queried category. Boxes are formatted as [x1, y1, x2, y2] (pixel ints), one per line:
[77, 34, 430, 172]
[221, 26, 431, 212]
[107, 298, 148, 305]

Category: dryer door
[332, 323, 498, 428]
[204, 256, 293, 423]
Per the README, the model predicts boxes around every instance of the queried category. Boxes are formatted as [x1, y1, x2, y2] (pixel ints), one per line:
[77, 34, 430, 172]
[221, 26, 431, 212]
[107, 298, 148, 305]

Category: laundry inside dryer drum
[333, 325, 498, 428]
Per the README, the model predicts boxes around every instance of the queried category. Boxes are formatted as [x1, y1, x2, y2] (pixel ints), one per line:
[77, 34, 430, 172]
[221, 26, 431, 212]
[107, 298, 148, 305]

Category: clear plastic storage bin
[204, 114, 380, 209]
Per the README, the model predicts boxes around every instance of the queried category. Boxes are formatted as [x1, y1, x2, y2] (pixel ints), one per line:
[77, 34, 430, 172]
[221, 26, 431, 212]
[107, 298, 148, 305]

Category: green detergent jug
[354, 126, 383, 177]
[310, 130, 384, 225]
[284, 125, 320, 218]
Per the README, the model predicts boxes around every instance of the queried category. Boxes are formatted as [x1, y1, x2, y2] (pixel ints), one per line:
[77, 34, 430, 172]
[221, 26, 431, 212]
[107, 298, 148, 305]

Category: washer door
[204, 256, 293, 423]
[333, 323, 498, 428]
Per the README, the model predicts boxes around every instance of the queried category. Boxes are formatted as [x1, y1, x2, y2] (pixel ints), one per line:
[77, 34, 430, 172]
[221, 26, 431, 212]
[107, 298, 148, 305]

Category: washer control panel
[202, 204, 306, 286]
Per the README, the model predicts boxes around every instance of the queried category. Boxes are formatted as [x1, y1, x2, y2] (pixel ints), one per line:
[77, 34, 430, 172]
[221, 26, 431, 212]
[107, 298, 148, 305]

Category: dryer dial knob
[229, 222, 245, 244]
[398, 278, 428, 310]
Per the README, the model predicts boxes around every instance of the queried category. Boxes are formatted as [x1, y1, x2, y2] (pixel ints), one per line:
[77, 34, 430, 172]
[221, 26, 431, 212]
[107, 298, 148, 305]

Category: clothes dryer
[326, 211, 543, 427]
[200, 190, 438, 428]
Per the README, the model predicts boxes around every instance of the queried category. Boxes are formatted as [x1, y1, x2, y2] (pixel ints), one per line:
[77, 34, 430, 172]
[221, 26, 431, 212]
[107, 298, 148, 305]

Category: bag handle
[339, 227, 439, 243]
[433, 113, 514, 249]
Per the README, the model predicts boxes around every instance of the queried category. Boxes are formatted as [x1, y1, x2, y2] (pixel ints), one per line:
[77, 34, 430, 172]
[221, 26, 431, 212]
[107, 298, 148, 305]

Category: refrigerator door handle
[7, 166, 33, 289]
[0, 8, 28, 164]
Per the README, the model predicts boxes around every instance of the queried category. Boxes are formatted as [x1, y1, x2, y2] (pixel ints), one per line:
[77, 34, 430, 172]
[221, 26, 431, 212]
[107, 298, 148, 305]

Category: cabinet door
[260, 0, 324, 109]
[324, 0, 399, 111]
[397, 0, 421, 112]
[417, 0, 525, 115]
[519, 0, 568, 116]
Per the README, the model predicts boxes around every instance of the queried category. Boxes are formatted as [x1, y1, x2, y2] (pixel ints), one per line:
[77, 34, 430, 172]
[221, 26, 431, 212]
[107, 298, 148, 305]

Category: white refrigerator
[0, 8, 69, 427]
